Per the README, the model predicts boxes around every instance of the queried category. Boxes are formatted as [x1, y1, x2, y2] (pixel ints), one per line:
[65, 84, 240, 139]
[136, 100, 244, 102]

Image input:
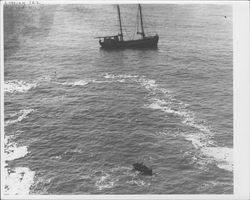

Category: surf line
[102, 73, 233, 172]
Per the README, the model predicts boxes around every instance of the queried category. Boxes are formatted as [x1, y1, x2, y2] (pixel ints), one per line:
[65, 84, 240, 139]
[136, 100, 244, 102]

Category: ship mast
[138, 4, 145, 38]
[117, 5, 123, 41]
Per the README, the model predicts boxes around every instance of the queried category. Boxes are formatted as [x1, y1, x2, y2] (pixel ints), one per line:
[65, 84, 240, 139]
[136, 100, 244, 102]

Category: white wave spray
[4, 135, 35, 195]
[5, 109, 35, 127]
[5, 80, 38, 94]
[58, 80, 90, 87]
[103, 73, 233, 172]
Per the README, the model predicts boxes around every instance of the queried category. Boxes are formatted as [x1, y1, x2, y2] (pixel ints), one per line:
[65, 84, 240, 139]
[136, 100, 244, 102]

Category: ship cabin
[97, 34, 123, 45]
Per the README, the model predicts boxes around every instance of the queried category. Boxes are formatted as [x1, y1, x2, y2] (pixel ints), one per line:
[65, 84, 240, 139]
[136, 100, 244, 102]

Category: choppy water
[3, 4, 233, 194]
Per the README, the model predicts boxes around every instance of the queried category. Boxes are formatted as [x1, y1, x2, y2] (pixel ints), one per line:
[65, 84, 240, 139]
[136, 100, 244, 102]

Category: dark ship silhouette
[96, 4, 159, 49]
[133, 162, 153, 176]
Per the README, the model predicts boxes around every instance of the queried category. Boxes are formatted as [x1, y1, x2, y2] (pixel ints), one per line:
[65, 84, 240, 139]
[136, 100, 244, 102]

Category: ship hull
[99, 35, 159, 49]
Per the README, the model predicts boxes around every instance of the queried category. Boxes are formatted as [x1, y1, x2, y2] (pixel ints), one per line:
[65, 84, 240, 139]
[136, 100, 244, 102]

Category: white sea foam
[5, 109, 35, 127]
[95, 174, 115, 190]
[30, 176, 51, 194]
[121, 74, 138, 78]
[104, 73, 138, 79]
[184, 134, 207, 149]
[104, 73, 116, 79]
[4, 134, 29, 161]
[101, 74, 233, 172]
[126, 179, 149, 187]
[103, 74, 171, 95]
[60, 80, 89, 87]
[138, 78, 158, 91]
[184, 133, 233, 171]
[135, 77, 233, 172]
[4, 167, 35, 195]
[147, 98, 187, 118]
[5, 80, 37, 94]
[137, 77, 172, 95]
[5, 145, 29, 161]
[183, 116, 211, 134]
[201, 147, 233, 171]
[4, 134, 35, 195]
[137, 78, 211, 137]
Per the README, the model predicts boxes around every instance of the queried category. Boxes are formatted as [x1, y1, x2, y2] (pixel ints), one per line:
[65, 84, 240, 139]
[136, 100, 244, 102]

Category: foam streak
[5, 80, 37, 94]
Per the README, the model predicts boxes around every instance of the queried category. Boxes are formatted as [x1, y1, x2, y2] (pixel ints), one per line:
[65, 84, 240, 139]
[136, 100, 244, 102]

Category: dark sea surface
[3, 4, 233, 195]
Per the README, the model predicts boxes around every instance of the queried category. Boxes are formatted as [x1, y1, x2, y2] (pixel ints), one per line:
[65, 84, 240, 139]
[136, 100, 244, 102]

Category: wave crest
[4, 133, 35, 195]
[59, 80, 89, 87]
[95, 174, 115, 190]
[5, 109, 35, 127]
[5, 80, 37, 94]
[4, 167, 35, 195]
[132, 75, 233, 172]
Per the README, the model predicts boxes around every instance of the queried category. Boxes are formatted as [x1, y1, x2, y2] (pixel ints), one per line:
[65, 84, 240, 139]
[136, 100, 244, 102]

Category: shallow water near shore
[4, 4, 233, 194]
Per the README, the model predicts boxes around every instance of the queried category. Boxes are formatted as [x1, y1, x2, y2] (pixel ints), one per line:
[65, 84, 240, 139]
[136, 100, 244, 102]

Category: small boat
[96, 4, 159, 49]
[133, 162, 153, 176]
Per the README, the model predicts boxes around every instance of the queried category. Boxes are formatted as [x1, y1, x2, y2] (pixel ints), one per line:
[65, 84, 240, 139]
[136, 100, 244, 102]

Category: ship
[96, 4, 159, 49]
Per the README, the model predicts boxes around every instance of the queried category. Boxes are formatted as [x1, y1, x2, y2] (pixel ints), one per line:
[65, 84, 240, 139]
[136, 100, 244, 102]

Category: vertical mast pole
[117, 5, 123, 41]
[139, 4, 145, 38]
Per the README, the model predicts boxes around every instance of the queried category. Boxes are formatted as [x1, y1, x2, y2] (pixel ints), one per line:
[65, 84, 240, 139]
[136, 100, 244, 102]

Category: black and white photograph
[1, 0, 249, 198]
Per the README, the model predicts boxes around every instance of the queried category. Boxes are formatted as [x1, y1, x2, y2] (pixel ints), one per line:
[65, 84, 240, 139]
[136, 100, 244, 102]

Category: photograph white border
[1, 1, 249, 199]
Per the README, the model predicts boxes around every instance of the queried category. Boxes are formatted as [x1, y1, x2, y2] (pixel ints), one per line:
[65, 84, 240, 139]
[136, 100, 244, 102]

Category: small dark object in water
[133, 162, 152, 176]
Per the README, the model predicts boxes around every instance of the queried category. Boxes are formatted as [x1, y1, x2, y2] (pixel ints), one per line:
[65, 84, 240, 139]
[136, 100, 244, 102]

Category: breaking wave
[104, 73, 138, 79]
[103, 73, 233, 172]
[145, 87, 232, 171]
[104, 73, 171, 94]
[4, 167, 36, 195]
[5, 109, 35, 127]
[4, 77, 90, 95]
[93, 165, 150, 191]
[126, 179, 150, 187]
[5, 80, 38, 94]
[147, 98, 187, 117]
[4, 135, 28, 161]
[200, 147, 233, 171]
[4, 134, 35, 195]
[95, 174, 115, 190]
[58, 80, 90, 87]
[143, 82, 232, 172]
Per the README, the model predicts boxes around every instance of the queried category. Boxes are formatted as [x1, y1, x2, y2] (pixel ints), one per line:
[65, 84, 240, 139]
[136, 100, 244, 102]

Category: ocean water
[3, 4, 233, 195]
